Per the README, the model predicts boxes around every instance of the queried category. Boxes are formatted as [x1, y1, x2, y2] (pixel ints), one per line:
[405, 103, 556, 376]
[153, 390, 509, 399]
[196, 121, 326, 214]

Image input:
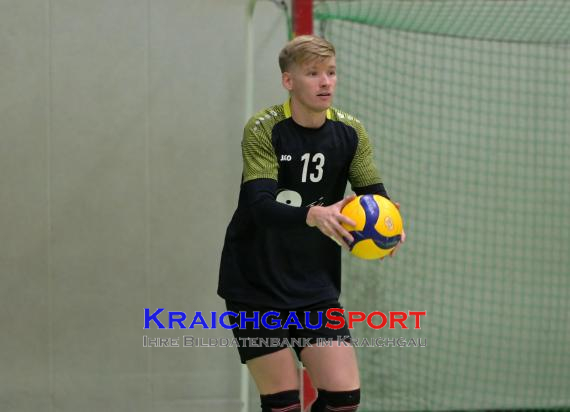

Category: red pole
[302, 368, 317, 410]
[293, 0, 313, 36]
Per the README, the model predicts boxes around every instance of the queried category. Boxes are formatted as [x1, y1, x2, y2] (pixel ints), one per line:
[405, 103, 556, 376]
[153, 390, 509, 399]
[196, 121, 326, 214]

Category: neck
[290, 98, 327, 128]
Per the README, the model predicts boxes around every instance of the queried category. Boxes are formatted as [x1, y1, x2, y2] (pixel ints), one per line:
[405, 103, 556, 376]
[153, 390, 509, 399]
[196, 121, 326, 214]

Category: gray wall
[0, 1, 287, 411]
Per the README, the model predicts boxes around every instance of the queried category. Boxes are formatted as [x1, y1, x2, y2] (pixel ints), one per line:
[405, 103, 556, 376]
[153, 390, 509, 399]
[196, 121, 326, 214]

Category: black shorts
[225, 300, 352, 364]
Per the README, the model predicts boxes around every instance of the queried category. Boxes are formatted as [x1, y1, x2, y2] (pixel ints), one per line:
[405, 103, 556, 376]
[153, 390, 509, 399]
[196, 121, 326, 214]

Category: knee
[260, 389, 301, 412]
[310, 388, 360, 412]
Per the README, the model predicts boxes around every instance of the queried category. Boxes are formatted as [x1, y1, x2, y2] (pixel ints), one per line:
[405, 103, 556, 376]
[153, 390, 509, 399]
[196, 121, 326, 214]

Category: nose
[320, 73, 331, 87]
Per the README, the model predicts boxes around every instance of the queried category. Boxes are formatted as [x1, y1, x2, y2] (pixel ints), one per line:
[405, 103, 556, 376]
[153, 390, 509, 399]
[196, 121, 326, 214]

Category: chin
[312, 102, 332, 112]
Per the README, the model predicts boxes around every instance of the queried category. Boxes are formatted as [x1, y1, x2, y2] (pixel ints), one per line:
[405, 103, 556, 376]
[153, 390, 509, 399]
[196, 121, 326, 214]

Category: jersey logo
[280, 154, 293, 162]
[276, 189, 302, 207]
[306, 197, 325, 207]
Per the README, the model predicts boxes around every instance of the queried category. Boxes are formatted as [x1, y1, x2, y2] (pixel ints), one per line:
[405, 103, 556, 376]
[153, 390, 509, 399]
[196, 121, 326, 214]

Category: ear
[282, 71, 293, 92]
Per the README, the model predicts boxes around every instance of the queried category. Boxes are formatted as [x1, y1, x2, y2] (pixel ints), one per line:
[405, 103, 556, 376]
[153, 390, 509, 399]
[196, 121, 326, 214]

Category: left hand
[382, 201, 406, 259]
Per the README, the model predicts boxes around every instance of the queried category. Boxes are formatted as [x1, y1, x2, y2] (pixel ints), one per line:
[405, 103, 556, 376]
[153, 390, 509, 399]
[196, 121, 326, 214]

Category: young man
[218, 35, 404, 412]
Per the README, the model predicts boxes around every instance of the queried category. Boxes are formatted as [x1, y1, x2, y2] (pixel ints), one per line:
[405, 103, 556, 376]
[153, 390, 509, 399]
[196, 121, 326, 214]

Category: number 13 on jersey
[301, 152, 325, 183]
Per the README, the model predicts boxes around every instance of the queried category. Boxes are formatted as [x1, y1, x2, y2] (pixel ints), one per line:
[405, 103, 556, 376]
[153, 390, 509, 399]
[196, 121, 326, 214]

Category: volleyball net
[310, 1, 570, 411]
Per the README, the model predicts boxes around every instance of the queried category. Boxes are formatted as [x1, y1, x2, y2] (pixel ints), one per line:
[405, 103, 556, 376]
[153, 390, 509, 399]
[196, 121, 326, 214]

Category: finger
[329, 235, 342, 247]
[327, 223, 353, 249]
[338, 194, 356, 209]
[400, 230, 406, 243]
[329, 234, 351, 250]
[322, 225, 347, 249]
[334, 224, 354, 245]
[323, 225, 341, 246]
[393, 201, 401, 210]
[338, 214, 356, 229]
[338, 236, 352, 250]
[390, 238, 403, 257]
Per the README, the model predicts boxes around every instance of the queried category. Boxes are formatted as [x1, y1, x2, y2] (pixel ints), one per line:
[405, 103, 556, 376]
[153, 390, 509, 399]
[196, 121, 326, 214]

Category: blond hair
[278, 35, 336, 73]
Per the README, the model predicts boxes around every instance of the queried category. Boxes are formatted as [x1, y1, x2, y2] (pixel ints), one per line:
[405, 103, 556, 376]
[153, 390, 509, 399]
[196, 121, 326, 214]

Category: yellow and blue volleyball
[341, 194, 403, 260]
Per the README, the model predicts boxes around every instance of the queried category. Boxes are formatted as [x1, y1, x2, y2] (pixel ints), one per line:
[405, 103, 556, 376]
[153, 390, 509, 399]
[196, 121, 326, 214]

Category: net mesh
[314, 1, 570, 411]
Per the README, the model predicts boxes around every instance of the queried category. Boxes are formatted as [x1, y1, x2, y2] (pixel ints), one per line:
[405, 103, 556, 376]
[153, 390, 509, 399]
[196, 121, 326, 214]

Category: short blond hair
[278, 35, 336, 73]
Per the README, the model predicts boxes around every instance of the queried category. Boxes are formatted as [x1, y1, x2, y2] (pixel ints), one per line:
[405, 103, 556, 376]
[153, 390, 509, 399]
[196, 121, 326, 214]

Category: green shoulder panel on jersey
[241, 104, 286, 183]
[328, 107, 382, 188]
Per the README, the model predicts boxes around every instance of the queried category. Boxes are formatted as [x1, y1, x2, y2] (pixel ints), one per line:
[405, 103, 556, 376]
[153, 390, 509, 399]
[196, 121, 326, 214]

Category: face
[282, 56, 337, 114]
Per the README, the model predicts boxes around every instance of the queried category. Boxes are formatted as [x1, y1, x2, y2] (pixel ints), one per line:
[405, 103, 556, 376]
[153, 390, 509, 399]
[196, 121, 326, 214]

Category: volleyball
[341, 194, 403, 260]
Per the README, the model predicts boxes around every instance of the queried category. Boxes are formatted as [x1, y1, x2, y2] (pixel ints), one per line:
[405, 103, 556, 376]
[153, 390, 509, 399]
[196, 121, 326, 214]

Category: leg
[247, 348, 302, 411]
[300, 341, 359, 390]
[247, 347, 300, 394]
[300, 342, 360, 411]
[225, 301, 302, 411]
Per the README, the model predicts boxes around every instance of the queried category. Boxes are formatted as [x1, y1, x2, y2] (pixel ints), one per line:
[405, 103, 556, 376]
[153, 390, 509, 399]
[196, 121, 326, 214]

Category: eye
[329, 71, 336, 76]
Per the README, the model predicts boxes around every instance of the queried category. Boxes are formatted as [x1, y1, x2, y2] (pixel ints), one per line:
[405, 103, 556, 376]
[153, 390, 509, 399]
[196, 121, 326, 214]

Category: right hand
[306, 195, 357, 249]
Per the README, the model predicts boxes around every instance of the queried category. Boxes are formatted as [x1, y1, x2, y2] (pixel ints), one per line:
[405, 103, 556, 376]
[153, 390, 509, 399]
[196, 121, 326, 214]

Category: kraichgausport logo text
[143, 308, 426, 330]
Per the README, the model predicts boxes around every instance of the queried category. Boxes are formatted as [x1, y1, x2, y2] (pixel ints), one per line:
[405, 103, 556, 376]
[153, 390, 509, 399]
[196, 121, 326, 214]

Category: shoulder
[244, 104, 287, 137]
[328, 107, 366, 133]
[328, 107, 362, 126]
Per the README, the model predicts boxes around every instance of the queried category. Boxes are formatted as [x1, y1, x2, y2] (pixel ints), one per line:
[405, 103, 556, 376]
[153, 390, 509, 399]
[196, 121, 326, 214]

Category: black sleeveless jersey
[218, 100, 383, 309]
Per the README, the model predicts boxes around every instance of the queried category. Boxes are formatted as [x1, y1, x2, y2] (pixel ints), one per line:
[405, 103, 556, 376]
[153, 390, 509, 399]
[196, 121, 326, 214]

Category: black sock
[260, 389, 301, 412]
[311, 388, 360, 412]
